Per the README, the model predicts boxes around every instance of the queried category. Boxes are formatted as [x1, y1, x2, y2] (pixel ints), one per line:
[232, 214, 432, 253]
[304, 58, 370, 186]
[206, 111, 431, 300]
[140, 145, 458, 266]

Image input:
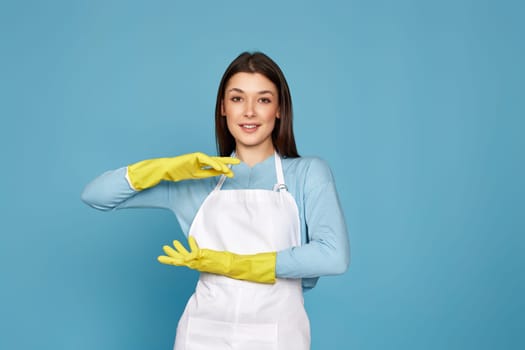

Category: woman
[81, 51, 350, 350]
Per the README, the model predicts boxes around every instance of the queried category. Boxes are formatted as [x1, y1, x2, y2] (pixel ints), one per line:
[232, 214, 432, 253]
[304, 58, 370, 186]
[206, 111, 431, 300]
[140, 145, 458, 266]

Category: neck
[236, 144, 275, 167]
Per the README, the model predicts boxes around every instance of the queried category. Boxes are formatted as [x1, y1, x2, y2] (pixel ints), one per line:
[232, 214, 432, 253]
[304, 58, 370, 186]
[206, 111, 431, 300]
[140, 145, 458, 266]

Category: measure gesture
[127, 152, 240, 190]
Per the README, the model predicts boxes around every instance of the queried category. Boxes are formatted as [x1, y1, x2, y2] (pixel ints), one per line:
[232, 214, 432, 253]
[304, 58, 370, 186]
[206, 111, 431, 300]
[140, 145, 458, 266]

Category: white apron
[173, 153, 310, 350]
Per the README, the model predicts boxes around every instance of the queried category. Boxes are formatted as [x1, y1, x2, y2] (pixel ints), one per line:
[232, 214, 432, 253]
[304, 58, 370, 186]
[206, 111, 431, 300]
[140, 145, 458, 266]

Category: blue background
[1, 0, 523, 349]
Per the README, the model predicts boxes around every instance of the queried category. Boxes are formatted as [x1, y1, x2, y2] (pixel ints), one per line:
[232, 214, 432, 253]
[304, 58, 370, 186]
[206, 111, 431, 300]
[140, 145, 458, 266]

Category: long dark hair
[215, 52, 299, 157]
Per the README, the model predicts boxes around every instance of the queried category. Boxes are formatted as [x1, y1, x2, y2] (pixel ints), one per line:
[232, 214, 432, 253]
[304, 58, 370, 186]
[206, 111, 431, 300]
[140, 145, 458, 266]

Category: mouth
[239, 124, 260, 132]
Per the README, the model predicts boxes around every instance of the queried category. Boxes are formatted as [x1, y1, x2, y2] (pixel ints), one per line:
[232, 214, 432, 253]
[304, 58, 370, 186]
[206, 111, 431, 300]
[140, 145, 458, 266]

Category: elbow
[325, 240, 350, 275]
[80, 167, 133, 211]
[312, 243, 350, 276]
[80, 186, 114, 211]
[331, 252, 350, 275]
[312, 237, 351, 276]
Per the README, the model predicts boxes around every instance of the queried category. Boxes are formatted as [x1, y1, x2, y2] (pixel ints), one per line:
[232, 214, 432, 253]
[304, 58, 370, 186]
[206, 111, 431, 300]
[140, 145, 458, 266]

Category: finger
[197, 153, 228, 173]
[163, 245, 181, 258]
[214, 157, 239, 177]
[193, 166, 237, 179]
[188, 236, 199, 252]
[214, 157, 241, 166]
[172, 240, 190, 256]
[210, 160, 231, 174]
[158, 255, 183, 266]
[192, 168, 229, 178]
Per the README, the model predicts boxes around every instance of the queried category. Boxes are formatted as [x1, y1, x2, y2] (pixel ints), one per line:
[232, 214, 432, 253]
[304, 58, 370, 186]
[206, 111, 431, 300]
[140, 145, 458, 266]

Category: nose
[244, 99, 256, 118]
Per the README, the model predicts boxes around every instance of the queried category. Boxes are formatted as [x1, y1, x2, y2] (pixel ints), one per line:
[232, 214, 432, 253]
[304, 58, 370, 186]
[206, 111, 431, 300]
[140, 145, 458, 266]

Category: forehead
[225, 72, 277, 93]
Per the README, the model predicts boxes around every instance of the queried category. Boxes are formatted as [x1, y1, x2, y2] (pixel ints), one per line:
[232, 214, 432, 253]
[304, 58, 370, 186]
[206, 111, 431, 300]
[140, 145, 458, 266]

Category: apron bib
[173, 153, 310, 350]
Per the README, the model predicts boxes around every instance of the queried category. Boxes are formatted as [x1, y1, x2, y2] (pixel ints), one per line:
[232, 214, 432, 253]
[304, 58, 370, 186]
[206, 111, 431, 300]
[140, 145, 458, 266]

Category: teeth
[243, 125, 257, 129]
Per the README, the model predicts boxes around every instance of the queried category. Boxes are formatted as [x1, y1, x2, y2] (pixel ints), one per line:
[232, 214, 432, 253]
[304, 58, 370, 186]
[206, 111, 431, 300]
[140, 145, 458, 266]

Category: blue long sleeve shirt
[81, 154, 350, 290]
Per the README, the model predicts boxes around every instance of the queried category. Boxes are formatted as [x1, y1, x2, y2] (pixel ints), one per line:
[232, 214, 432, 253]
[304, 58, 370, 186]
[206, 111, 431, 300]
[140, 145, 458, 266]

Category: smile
[240, 124, 260, 132]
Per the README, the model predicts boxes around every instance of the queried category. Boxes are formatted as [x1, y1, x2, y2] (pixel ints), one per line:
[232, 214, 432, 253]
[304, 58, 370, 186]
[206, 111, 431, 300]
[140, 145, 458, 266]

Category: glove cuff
[200, 249, 277, 284]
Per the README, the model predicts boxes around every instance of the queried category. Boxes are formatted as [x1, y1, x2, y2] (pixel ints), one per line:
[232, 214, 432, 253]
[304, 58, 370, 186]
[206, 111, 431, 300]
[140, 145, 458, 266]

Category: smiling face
[221, 72, 280, 162]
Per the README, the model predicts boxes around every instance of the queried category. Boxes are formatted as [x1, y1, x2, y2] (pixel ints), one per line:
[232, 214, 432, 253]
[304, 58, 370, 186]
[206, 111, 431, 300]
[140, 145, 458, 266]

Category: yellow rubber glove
[158, 236, 277, 284]
[127, 152, 240, 190]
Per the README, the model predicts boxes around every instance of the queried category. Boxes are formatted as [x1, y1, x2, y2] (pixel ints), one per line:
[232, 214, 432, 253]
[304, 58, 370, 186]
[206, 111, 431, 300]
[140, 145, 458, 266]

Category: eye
[259, 97, 272, 104]
[230, 96, 242, 102]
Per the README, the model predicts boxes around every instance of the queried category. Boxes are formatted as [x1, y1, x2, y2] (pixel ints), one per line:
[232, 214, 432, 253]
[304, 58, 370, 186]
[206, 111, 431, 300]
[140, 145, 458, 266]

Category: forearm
[81, 166, 171, 210]
[276, 237, 350, 279]
[276, 172, 351, 279]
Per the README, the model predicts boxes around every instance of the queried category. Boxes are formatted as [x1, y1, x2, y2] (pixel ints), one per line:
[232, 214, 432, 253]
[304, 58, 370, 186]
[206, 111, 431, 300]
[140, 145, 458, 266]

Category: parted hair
[215, 52, 299, 158]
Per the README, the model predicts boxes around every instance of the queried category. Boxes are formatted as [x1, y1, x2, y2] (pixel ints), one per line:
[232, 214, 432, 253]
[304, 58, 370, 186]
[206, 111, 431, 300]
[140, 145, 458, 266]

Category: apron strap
[213, 152, 235, 191]
[214, 151, 287, 192]
[214, 173, 228, 191]
[273, 152, 288, 192]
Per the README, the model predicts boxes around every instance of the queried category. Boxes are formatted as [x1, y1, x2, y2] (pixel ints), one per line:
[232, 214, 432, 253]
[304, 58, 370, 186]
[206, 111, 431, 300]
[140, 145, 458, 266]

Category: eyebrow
[227, 88, 275, 96]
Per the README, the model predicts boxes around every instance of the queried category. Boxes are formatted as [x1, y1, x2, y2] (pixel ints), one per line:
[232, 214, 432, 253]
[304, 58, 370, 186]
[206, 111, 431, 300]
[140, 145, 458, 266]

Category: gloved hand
[158, 236, 277, 284]
[127, 152, 240, 190]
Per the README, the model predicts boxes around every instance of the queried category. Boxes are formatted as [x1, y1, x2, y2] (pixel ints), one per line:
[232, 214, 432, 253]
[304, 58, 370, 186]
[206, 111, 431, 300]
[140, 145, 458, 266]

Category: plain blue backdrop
[1, 0, 523, 349]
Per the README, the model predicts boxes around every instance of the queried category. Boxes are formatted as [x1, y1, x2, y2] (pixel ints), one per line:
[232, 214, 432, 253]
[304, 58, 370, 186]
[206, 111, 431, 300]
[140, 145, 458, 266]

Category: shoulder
[282, 156, 335, 187]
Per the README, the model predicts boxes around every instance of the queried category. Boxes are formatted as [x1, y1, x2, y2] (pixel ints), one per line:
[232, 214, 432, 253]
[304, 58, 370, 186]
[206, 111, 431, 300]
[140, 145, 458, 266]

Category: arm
[156, 158, 350, 284]
[81, 153, 240, 211]
[276, 160, 351, 279]
[80, 166, 172, 211]
[158, 236, 277, 284]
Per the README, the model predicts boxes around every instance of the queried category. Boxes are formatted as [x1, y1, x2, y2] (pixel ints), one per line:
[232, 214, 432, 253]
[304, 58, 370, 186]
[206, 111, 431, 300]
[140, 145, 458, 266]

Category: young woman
[82, 52, 350, 350]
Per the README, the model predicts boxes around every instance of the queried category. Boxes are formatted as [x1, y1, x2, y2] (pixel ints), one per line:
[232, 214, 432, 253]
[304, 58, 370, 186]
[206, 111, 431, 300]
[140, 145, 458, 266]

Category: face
[221, 72, 280, 157]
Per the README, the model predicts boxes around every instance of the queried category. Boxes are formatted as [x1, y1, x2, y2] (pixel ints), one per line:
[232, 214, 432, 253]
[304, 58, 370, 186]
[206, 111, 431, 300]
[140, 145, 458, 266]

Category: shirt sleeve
[80, 166, 213, 235]
[275, 158, 351, 279]
[80, 166, 172, 211]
